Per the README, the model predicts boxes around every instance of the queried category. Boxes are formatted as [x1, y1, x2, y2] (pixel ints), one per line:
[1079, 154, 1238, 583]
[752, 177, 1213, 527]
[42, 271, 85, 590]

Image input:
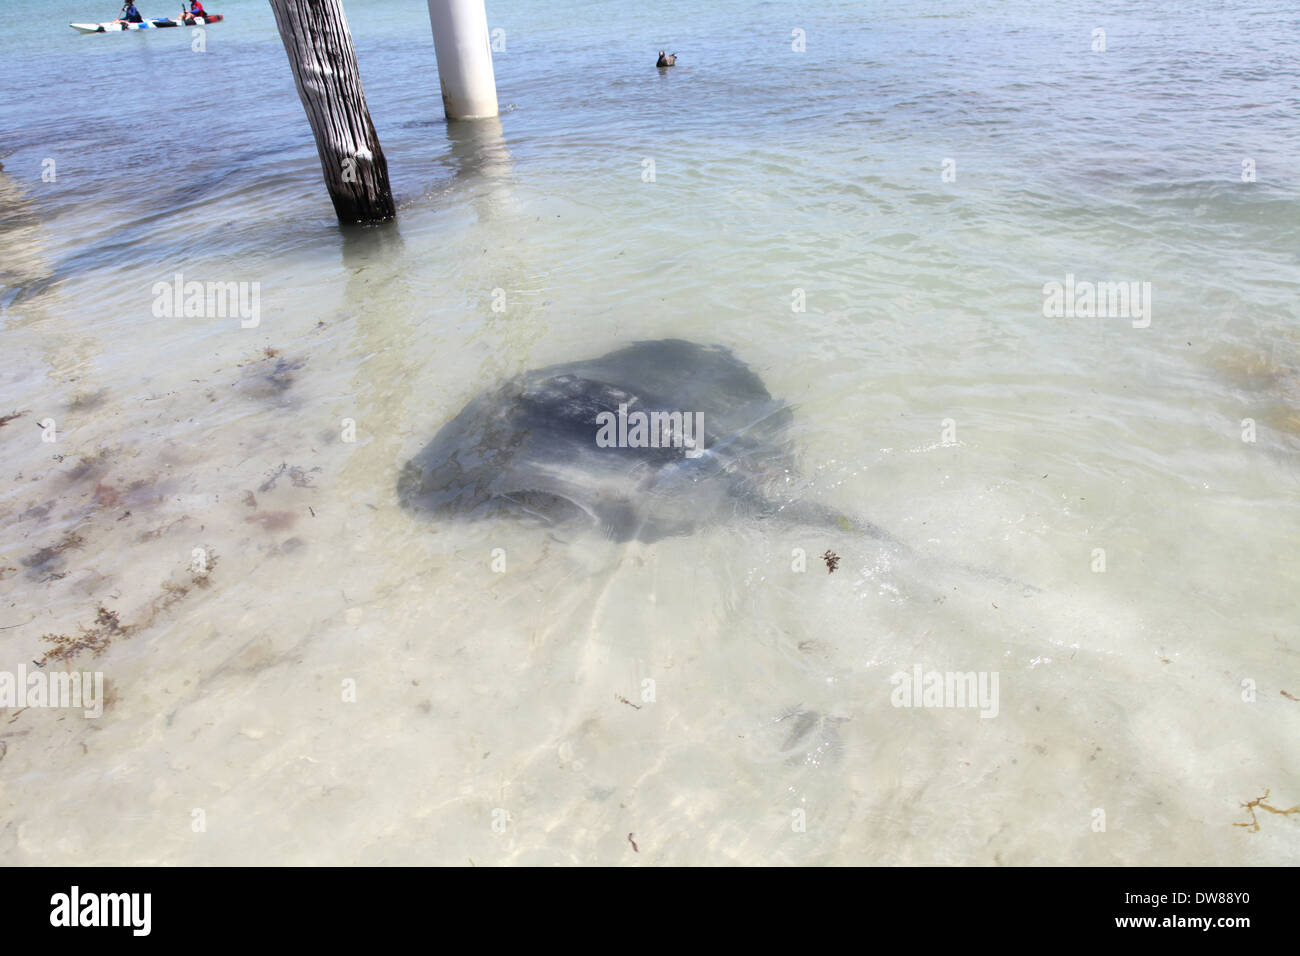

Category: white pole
[426, 0, 499, 120]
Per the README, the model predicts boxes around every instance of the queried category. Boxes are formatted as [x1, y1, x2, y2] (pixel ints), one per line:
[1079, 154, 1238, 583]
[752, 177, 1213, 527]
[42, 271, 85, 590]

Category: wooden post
[427, 0, 499, 120]
[269, 0, 395, 224]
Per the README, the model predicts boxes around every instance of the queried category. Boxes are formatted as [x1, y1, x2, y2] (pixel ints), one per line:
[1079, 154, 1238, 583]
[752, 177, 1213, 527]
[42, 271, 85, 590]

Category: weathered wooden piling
[270, 0, 395, 224]
[427, 0, 499, 120]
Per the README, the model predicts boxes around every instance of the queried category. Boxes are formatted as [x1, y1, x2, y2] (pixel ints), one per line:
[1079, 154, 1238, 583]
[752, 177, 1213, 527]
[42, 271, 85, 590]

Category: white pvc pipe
[426, 0, 499, 120]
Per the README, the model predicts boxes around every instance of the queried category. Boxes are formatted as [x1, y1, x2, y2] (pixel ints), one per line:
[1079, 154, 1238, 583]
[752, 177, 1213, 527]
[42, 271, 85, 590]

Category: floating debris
[40, 606, 128, 665]
[36, 550, 218, 667]
[259, 463, 320, 492]
[1234, 789, 1300, 832]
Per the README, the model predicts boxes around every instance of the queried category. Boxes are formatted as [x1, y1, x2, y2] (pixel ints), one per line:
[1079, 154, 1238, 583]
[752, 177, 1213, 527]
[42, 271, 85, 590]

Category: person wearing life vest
[180, 0, 207, 22]
[118, 2, 145, 23]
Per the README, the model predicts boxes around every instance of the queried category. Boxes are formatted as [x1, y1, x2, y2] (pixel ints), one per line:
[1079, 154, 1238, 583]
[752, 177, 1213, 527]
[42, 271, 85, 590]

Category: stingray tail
[760, 497, 1040, 595]
[759, 497, 901, 546]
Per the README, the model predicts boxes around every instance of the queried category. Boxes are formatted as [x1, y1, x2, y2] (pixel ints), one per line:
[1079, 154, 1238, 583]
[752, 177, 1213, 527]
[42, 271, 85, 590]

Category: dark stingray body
[398, 339, 851, 542]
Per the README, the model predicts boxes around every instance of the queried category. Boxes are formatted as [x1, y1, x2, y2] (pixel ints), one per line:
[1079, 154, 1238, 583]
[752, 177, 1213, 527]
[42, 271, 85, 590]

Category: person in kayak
[118, 2, 145, 22]
[179, 0, 208, 22]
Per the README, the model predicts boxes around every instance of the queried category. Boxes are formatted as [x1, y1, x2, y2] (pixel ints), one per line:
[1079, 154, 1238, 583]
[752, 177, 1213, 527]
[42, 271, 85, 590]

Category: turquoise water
[1, 0, 1298, 864]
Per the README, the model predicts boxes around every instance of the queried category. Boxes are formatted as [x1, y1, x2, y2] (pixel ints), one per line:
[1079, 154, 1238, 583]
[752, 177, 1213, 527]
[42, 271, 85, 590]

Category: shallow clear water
[1, 0, 1298, 864]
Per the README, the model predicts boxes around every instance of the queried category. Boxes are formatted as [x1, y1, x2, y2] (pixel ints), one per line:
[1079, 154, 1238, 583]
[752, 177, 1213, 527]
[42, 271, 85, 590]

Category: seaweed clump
[1234, 789, 1300, 833]
[35, 548, 218, 666]
[39, 606, 127, 665]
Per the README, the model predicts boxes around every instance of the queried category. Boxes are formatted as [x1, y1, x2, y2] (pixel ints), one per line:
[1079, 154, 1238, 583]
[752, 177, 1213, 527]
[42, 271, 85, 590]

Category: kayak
[69, 15, 222, 33]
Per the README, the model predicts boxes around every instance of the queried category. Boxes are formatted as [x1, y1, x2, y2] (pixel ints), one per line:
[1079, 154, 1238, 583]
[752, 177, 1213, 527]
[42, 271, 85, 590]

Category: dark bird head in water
[397, 339, 864, 543]
[657, 51, 677, 67]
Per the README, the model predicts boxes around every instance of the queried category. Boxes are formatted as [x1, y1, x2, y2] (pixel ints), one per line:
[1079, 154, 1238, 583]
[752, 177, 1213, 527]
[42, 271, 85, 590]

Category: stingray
[397, 339, 889, 543]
